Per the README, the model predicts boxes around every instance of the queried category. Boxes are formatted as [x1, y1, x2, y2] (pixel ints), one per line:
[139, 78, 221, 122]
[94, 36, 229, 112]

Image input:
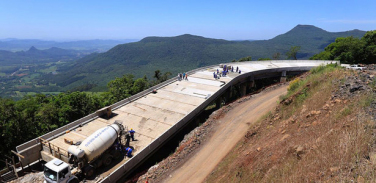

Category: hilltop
[47, 25, 365, 90]
[0, 46, 88, 65]
[0, 39, 137, 52]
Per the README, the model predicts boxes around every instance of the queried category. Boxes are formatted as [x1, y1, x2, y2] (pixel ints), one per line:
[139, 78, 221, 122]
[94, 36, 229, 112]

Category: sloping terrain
[135, 84, 288, 183]
[137, 65, 376, 183]
[48, 25, 365, 90]
[205, 66, 376, 182]
[0, 46, 87, 65]
[0, 39, 136, 52]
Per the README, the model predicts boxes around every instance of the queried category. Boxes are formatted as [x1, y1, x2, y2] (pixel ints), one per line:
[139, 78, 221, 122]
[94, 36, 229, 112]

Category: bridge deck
[16, 61, 336, 181]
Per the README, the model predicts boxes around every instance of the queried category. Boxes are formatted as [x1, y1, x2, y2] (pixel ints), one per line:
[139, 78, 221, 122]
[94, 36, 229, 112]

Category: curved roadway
[14, 60, 336, 183]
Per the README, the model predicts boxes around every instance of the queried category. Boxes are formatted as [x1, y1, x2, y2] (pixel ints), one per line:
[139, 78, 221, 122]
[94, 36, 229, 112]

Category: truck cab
[44, 159, 78, 183]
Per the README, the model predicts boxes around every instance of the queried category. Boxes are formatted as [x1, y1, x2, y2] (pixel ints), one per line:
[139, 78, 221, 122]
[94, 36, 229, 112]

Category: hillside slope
[136, 65, 376, 183]
[205, 66, 376, 182]
[49, 25, 365, 90]
[0, 39, 137, 52]
[0, 46, 87, 65]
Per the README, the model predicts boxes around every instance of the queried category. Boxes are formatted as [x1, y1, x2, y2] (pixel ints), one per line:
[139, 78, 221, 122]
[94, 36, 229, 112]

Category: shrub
[288, 78, 301, 93]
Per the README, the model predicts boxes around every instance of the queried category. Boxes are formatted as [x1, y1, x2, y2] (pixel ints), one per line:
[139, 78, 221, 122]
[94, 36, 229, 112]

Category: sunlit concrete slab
[186, 77, 224, 87]
[118, 103, 185, 126]
[150, 90, 205, 106]
[162, 84, 215, 98]
[108, 111, 171, 140]
[76, 120, 110, 136]
[50, 132, 85, 151]
[135, 96, 197, 115]
[194, 71, 233, 82]
[167, 80, 220, 93]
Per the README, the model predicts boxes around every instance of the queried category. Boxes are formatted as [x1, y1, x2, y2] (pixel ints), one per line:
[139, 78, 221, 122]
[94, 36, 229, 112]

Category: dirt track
[162, 85, 288, 183]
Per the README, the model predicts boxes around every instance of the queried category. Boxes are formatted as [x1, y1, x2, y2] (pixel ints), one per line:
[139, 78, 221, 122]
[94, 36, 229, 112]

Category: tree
[154, 70, 161, 81]
[132, 78, 149, 94]
[310, 36, 365, 64]
[286, 46, 301, 60]
[235, 56, 252, 62]
[272, 52, 281, 60]
[362, 30, 376, 63]
[107, 74, 135, 102]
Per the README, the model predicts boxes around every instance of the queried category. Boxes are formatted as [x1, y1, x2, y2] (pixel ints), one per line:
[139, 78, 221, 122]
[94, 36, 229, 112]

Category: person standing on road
[129, 128, 135, 141]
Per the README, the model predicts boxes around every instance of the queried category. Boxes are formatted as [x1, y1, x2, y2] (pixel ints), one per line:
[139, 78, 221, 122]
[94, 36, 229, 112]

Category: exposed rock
[296, 145, 304, 156]
[357, 176, 365, 183]
[329, 166, 340, 173]
[350, 85, 363, 93]
[280, 134, 290, 141]
[370, 152, 376, 165]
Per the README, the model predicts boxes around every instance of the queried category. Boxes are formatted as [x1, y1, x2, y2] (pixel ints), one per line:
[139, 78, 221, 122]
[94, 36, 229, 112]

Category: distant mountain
[0, 39, 138, 52]
[47, 25, 366, 90]
[0, 46, 87, 65]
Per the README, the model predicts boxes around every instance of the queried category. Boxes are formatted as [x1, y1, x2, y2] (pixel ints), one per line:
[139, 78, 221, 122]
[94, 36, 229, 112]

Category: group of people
[177, 72, 188, 81]
[213, 65, 241, 79]
[113, 128, 136, 158]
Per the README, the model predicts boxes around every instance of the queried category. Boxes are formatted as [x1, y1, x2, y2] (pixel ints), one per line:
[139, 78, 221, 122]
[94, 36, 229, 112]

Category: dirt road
[163, 85, 287, 183]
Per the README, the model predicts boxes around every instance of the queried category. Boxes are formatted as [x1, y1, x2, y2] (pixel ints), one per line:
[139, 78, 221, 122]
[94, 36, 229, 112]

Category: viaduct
[12, 60, 337, 182]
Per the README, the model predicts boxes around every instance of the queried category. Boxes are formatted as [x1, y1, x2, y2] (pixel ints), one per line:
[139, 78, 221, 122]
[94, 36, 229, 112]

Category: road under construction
[5, 60, 337, 182]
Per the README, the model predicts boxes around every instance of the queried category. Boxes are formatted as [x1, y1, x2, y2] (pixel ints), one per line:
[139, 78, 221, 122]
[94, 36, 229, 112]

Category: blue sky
[0, 0, 375, 40]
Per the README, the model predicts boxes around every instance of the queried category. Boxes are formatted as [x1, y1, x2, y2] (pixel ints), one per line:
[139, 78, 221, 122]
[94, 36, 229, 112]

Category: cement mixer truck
[42, 121, 130, 183]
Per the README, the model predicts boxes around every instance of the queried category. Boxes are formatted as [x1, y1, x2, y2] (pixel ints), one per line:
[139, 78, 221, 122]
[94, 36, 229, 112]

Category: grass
[39, 65, 57, 73]
[206, 64, 376, 182]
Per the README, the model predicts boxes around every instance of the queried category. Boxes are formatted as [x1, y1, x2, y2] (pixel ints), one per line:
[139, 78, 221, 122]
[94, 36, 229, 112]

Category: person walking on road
[129, 128, 135, 141]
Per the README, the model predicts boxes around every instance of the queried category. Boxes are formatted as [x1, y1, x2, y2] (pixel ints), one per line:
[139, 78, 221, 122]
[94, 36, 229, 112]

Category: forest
[311, 30, 376, 63]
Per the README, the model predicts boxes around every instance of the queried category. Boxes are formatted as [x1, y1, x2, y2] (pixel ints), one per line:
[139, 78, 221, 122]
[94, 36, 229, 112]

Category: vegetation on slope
[311, 30, 376, 64]
[0, 71, 169, 169]
[0, 46, 88, 65]
[206, 64, 376, 182]
[46, 25, 365, 90]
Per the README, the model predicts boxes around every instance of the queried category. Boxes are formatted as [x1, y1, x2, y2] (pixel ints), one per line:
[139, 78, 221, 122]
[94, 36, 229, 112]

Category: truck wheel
[113, 150, 121, 159]
[68, 176, 79, 183]
[103, 154, 113, 167]
[84, 165, 95, 178]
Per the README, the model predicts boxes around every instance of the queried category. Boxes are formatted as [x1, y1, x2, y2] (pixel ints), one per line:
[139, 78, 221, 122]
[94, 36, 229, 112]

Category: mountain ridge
[46, 25, 367, 90]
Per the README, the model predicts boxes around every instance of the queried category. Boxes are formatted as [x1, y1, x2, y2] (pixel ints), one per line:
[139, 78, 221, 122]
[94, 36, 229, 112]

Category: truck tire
[103, 154, 113, 167]
[112, 150, 121, 159]
[84, 165, 95, 178]
[67, 176, 79, 183]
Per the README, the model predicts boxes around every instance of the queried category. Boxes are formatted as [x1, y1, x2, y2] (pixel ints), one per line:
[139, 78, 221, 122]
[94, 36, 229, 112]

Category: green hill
[0, 46, 88, 65]
[48, 25, 366, 90]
